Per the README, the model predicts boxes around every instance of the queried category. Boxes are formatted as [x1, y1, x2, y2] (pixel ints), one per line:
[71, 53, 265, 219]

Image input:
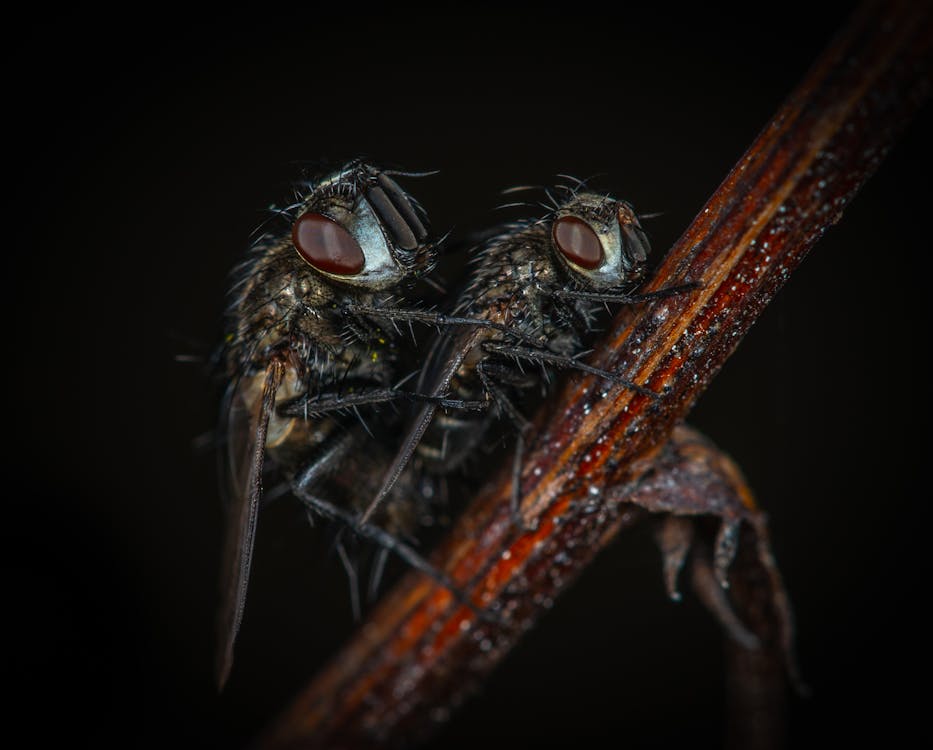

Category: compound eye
[292, 213, 365, 275]
[552, 216, 604, 270]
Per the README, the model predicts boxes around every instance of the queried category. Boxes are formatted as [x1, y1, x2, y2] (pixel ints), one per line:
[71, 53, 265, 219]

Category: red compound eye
[292, 213, 365, 275]
[552, 216, 604, 270]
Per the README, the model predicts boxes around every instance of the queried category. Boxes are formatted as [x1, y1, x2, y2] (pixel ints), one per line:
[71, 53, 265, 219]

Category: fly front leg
[278, 387, 488, 420]
[550, 280, 701, 306]
[345, 303, 544, 347]
[483, 340, 659, 399]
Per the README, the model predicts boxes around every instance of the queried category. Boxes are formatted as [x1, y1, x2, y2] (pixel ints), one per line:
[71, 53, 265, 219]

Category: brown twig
[260, 1, 932, 746]
[723, 520, 793, 750]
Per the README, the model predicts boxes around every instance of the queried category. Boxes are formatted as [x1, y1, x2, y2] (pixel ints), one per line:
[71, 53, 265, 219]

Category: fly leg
[475, 357, 536, 531]
[292, 438, 495, 620]
[278, 388, 487, 420]
[483, 341, 659, 399]
[291, 488, 499, 625]
[345, 303, 542, 347]
[335, 537, 362, 622]
[550, 281, 701, 306]
[289, 431, 370, 616]
[344, 304, 489, 346]
[367, 547, 390, 604]
[511, 431, 529, 530]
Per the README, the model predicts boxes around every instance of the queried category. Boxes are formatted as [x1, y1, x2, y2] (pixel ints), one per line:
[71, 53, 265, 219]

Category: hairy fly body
[217, 160, 474, 689]
[363, 187, 695, 528]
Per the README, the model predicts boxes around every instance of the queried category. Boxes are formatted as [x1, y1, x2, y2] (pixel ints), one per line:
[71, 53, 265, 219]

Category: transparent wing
[360, 326, 485, 524]
[215, 361, 283, 689]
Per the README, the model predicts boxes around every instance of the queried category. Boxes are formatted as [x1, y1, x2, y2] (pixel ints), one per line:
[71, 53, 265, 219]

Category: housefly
[357, 183, 799, 681]
[362, 185, 697, 528]
[349, 183, 800, 679]
[216, 160, 485, 688]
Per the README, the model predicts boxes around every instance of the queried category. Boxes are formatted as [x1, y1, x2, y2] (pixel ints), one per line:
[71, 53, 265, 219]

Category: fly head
[293, 161, 435, 289]
[225, 162, 437, 380]
[549, 191, 651, 290]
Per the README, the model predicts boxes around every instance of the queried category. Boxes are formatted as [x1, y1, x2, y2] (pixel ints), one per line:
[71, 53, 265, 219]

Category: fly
[362, 185, 697, 529]
[216, 160, 486, 689]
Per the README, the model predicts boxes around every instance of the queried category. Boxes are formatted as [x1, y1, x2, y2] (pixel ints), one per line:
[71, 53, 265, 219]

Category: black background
[7, 4, 931, 748]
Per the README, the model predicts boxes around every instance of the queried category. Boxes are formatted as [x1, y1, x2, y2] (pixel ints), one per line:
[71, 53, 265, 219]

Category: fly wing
[215, 361, 284, 689]
[360, 325, 485, 524]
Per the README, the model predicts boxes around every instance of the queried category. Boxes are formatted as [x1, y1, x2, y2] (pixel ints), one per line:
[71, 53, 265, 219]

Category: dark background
[7, 4, 931, 748]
